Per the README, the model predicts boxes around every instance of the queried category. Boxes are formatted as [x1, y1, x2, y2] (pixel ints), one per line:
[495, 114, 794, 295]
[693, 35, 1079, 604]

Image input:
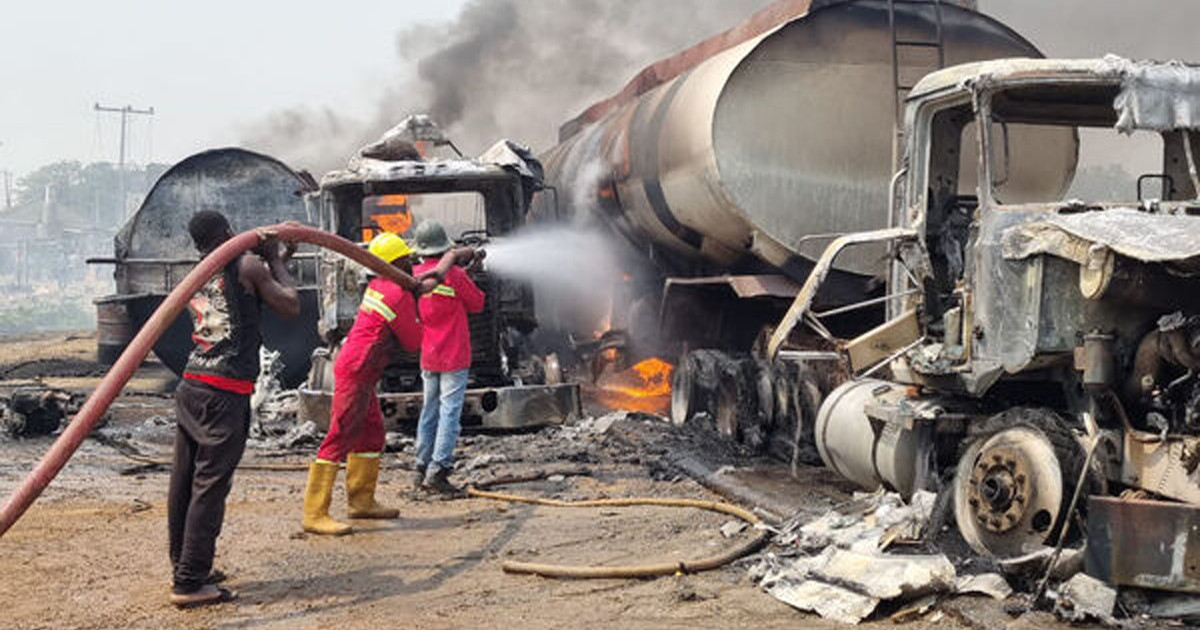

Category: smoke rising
[240, 0, 777, 173]
[979, 0, 1200, 62]
[483, 225, 623, 337]
[240, 0, 1200, 175]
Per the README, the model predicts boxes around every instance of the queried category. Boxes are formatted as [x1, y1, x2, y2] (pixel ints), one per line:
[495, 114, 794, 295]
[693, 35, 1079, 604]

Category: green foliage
[3, 160, 172, 227]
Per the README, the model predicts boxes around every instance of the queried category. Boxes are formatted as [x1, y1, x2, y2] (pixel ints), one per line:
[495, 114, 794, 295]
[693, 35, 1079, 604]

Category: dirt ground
[0, 333, 1107, 630]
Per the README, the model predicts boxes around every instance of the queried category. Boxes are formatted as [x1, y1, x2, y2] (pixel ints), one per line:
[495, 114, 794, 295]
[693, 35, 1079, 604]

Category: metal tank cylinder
[814, 379, 918, 495]
[100, 148, 320, 387]
[542, 0, 1071, 289]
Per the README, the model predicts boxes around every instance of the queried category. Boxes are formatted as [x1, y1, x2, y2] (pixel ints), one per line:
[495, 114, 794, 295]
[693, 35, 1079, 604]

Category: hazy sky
[0, 1, 466, 178]
[4, 0, 1200, 182]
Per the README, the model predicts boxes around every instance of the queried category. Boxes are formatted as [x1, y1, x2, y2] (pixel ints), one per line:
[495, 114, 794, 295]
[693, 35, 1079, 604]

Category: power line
[93, 103, 155, 221]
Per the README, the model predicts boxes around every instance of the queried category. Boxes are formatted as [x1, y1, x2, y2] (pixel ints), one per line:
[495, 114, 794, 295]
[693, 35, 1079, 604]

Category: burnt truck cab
[297, 140, 580, 430]
[769, 58, 1200, 574]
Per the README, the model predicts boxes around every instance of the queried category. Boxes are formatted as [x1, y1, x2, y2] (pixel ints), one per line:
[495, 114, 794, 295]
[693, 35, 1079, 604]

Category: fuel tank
[815, 379, 919, 495]
[98, 148, 321, 387]
[539, 0, 1062, 288]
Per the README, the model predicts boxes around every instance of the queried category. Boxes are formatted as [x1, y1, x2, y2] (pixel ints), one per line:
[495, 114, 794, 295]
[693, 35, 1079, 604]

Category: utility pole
[0, 140, 9, 209]
[93, 103, 155, 220]
[1, 171, 11, 210]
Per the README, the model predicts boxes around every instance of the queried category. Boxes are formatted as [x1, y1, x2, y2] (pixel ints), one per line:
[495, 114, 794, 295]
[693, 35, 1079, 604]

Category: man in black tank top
[168, 210, 300, 608]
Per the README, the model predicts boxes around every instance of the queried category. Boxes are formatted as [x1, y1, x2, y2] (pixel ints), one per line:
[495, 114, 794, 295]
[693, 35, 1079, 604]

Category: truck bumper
[1086, 496, 1200, 593]
[297, 383, 582, 431]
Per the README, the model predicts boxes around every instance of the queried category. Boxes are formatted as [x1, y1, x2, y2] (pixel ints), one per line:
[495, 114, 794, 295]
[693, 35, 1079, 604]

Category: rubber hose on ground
[466, 487, 769, 579]
[0, 224, 450, 538]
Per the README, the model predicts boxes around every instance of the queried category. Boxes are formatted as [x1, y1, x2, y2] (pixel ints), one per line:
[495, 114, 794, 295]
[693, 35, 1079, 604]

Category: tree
[2, 160, 173, 227]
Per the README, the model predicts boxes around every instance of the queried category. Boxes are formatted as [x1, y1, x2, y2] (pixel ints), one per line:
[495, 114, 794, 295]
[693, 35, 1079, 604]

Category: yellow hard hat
[367, 232, 413, 263]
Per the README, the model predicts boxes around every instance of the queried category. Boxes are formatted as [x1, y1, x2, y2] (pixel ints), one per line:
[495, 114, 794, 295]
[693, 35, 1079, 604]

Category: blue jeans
[415, 369, 469, 471]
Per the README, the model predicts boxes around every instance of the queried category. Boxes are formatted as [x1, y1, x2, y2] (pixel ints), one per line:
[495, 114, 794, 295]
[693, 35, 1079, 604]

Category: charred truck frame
[94, 133, 579, 432]
[298, 139, 581, 431]
[770, 58, 1200, 586]
[541, 0, 1200, 591]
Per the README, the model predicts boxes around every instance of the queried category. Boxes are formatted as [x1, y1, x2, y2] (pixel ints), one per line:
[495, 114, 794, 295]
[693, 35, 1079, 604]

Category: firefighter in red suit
[302, 232, 426, 536]
[411, 220, 486, 495]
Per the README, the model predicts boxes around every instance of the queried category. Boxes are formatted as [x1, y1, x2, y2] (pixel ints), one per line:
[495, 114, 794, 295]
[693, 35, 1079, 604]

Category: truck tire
[790, 365, 824, 468]
[670, 349, 721, 426]
[953, 407, 1105, 557]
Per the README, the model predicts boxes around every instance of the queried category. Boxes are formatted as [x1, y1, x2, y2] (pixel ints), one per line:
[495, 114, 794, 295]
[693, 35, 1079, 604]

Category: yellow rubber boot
[303, 460, 352, 536]
[346, 453, 400, 519]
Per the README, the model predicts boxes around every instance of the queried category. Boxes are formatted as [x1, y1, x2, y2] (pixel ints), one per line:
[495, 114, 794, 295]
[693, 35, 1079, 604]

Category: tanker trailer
[536, 0, 1074, 451]
[88, 148, 323, 388]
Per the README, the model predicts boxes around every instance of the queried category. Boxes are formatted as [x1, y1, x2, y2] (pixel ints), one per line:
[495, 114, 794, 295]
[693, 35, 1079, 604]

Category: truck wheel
[952, 408, 1102, 558]
[710, 355, 770, 452]
[670, 350, 719, 426]
[713, 368, 742, 440]
[790, 365, 824, 468]
[766, 362, 796, 460]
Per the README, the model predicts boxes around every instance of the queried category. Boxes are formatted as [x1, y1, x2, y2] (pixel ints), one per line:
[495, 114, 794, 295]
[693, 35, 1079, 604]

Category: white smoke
[483, 225, 620, 297]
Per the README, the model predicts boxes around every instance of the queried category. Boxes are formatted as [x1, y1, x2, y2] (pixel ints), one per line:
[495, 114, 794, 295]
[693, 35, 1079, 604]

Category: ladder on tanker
[888, 0, 948, 146]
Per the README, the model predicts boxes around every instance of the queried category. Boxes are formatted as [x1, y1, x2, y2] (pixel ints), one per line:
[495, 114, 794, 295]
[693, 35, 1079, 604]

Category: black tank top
[184, 254, 262, 384]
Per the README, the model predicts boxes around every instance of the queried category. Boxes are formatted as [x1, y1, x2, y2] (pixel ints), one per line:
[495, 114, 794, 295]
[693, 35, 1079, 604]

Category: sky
[4, 0, 1200, 183]
[0, 1, 466, 178]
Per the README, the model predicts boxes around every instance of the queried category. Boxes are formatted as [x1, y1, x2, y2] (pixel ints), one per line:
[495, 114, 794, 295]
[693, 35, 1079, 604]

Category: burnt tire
[670, 349, 721, 426]
[764, 362, 824, 466]
[954, 407, 1105, 556]
[790, 365, 825, 467]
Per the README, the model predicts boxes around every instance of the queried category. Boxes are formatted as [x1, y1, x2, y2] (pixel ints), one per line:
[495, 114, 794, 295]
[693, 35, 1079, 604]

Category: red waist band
[184, 372, 255, 395]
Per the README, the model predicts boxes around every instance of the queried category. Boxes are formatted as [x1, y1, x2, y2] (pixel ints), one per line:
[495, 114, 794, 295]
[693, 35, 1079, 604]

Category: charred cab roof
[320, 157, 518, 193]
[908, 56, 1200, 133]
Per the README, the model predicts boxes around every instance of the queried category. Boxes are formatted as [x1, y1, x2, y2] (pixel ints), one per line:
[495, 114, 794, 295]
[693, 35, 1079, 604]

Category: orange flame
[594, 358, 674, 414]
[375, 211, 413, 235]
[363, 195, 413, 241]
[376, 194, 409, 207]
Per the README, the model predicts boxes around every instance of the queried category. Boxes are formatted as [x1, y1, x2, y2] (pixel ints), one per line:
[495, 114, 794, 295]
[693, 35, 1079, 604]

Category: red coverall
[316, 278, 422, 462]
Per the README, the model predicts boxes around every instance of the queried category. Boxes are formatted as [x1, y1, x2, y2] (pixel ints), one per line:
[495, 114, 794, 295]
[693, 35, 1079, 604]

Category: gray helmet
[413, 219, 453, 256]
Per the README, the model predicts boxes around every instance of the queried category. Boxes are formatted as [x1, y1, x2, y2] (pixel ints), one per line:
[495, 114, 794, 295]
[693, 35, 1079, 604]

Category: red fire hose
[0, 224, 441, 538]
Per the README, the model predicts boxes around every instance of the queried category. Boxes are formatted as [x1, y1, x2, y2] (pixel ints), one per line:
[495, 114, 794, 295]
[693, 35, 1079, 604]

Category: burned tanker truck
[93, 119, 580, 431]
[297, 122, 581, 429]
[540, 0, 1200, 582]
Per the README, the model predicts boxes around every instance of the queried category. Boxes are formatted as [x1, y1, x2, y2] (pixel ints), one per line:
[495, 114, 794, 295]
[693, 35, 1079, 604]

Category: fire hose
[466, 485, 769, 579]
[0, 224, 457, 539]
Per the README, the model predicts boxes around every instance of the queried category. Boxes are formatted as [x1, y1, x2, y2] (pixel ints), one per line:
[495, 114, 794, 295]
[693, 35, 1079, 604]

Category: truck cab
[297, 138, 581, 431]
[768, 58, 1200, 573]
[895, 58, 1200, 399]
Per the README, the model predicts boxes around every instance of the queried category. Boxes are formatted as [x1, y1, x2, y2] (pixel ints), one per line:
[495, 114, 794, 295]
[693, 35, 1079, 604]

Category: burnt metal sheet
[1003, 208, 1200, 264]
[664, 274, 800, 299]
[114, 148, 315, 269]
[1113, 57, 1200, 133]
[1086, 496, 1200, 593]
[912, 56, 1200, 134]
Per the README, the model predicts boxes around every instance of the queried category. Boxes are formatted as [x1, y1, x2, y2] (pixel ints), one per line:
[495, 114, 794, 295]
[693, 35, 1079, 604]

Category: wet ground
[0, 332, 1119, 629]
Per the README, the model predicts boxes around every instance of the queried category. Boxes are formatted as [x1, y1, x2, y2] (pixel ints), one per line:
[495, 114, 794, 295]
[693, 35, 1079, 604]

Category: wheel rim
[954, 426, 1064, 557]
[670, 358, 694, 426]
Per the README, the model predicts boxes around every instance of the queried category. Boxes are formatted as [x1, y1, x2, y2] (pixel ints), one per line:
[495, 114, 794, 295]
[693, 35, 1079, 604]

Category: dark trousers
[168, 378, 249, 593]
